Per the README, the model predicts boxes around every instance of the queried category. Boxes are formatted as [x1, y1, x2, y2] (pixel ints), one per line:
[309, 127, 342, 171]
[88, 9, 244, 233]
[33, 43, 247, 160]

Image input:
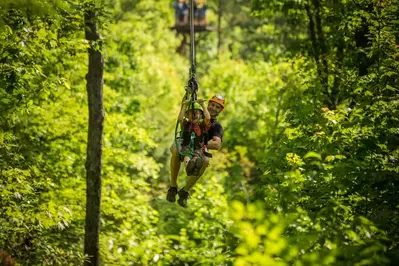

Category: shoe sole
[178, 190, 189, 207]
[166, 195, 176, 203]
[177, 199, 187, 207]
[166, 189, 178, 203]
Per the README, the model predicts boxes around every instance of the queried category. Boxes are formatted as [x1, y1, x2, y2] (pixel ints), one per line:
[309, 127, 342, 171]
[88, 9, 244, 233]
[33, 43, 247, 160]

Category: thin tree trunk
[313, 0, 337, 109]
[83, 5, 104, 266]
[332, 37, 344, 108]
[313, 0, 328, 80]
[217, 0, 223, 53]
[305, 4, 327, 97]
[305, 2, 333, 109]
[177, 34, 187, 56]
[273, 88, 285, 142]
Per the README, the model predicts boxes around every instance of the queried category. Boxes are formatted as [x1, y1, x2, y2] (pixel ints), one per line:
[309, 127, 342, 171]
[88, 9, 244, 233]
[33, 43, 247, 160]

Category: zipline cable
[175, 0, 199, 158]
[189, 0, 196, 74]
[188, 0, 198, 103]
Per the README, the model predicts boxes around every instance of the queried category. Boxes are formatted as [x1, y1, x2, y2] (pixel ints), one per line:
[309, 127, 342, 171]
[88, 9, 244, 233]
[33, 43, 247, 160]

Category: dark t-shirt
[207, 119, 223, 142]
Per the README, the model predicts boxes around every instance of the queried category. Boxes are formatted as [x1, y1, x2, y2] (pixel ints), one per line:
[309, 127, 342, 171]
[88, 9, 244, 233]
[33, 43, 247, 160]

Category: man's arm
[207, 136, 222, 150]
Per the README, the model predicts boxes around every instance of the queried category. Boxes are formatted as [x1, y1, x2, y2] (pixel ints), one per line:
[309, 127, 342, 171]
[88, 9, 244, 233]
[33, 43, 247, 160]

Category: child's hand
[197, 99, 205, 105]
[183, 99, 191, 105]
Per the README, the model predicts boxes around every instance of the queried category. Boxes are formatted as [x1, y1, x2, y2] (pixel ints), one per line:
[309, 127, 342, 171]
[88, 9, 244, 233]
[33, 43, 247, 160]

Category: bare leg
[184, 156, 190, 168]
[184, 175, 199, 191]
[170, 145, 181, 187]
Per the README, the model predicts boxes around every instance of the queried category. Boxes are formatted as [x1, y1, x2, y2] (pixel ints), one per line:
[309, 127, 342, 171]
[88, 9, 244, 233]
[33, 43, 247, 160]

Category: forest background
[0, 0, 398, 265]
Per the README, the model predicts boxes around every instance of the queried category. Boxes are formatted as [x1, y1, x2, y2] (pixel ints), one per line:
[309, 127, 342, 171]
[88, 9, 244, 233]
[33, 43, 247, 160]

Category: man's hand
[207, 136, 222, 150]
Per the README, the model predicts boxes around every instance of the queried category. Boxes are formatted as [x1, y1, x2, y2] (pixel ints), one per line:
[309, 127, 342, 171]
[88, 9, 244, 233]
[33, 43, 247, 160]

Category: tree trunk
[273, 88, 285, 142]
[305, 1, 335, 109]
[313, 0, 328, 80]
[305, 4, 329, 99]
[177, 34, 187, 56]
[332, 36, 344, 108]
[217, 0, 223, 53]
[83, 6, 104, 266]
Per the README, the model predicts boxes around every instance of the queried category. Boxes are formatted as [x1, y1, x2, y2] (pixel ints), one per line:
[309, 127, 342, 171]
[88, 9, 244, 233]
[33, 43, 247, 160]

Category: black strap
[203, 132, 209, 145]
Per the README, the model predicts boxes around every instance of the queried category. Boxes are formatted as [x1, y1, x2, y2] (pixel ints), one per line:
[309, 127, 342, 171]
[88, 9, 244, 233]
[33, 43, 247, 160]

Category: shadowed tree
[83, 2, 105, 266]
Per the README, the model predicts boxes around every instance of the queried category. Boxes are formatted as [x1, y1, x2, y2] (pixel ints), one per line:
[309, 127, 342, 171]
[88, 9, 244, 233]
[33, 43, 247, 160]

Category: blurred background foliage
[0, 0, 398, 265]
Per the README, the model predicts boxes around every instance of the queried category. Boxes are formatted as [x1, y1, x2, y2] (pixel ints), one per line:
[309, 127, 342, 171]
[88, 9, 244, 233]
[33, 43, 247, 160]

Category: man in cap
[167, 95, 225, 207]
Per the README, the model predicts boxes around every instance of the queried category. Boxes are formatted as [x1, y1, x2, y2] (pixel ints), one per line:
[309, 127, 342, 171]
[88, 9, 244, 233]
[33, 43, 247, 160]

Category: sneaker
[177, 189, 190, 207]
[166, 186, 178, 202]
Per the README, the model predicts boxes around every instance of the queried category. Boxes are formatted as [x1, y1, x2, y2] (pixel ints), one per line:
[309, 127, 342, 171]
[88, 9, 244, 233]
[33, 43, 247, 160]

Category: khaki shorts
[170, 138, 206, 163]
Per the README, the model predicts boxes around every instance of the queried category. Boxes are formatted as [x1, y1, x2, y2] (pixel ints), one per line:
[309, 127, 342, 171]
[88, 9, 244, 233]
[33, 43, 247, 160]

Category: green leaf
[303, 152, 322, 160]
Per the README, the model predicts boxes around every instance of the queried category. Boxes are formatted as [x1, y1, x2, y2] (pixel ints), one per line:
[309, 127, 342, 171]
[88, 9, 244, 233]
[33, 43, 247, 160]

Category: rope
[174, 0, 199, 159]
[188, 0, 198, 101]
[188, 0, 198, 149]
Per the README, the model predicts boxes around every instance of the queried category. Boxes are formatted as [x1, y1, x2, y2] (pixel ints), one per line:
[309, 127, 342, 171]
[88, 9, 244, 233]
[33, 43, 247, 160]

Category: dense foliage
[0, 0, 398, 265]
